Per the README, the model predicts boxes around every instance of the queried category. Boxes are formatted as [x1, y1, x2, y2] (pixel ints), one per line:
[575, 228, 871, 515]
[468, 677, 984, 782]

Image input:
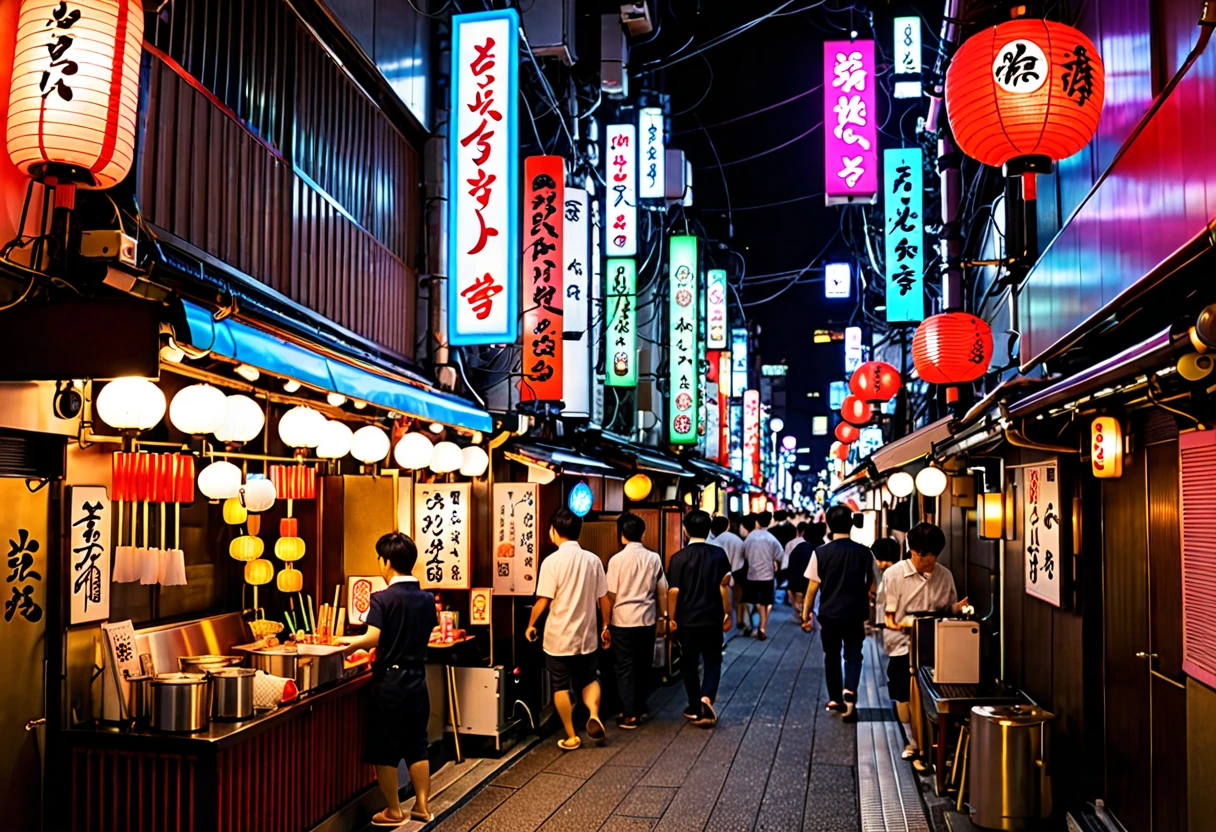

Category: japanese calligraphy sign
[413, 484, 471, 590]
[844, 325, 866, 373]
[563, 187, 591, 416]
[1023, 463, 1062, 607]
[824, 40, 878, 204]
[492, 483, 538, 595]
[706, 269, 728, 350]
[639, 107, 666, 199]
[884, 147, 925, 323]
[449, 10, 519, 345]
[605, 258, 638, 387]
[668, 235, 699, 445]
[729, 402, 743, 474]
[590, 194, 605, 425]
[605, 124, 637, 256]
[521, 156, 565, 401]
[69, 486, 111, 624]
[893, 17, 922, 80]
[743, 389, 761, 485]
[730, 327, 748, 396]
[704, 378, 720, 461]
[2, 479, 47, 628]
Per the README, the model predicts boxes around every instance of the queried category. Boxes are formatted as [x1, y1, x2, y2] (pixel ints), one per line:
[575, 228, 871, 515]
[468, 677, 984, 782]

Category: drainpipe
[426, 24, 455, 390]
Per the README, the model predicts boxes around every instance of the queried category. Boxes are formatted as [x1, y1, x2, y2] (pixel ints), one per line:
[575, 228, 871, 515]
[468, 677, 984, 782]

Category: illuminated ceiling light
[352, 400, 367, 410]
[915, 465, 948, 497]
[887, 471, 915, 498]
[168, 383, 228, 436]
[351, 425, 391, 465]
[428, 422, 445, 434]
[282, 379, 301, 394]
[241, 475, 277, 513]
[394, 432, 434, 470]
[235, 364, 261, 382]
[326, 393, 347, 407]
[95, 377, 166, 432]
[214, 395, 265, 445]
[198, 460, 242, 500]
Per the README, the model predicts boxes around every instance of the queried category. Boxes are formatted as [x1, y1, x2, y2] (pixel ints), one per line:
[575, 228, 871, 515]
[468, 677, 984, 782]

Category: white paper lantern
[351, 425, 390, 464]
[214, 395, 265, 444]
[394, 432, 434, 470]
[459, 445, 489, 478]
[198, 460, 242, 500]
[316, 420, 353, 459]
[95, 377, 165, 431]
[168, 383, 227, 436]
[915, 466, 948, 498]
[887, 471, 915, 498]
[277, 405, 326, 449]
[241, 474, 277, 512]
[430, 441, 463, 474]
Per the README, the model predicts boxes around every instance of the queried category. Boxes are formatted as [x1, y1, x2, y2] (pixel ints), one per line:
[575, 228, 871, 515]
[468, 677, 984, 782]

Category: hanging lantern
[850, 361, 901, 403]
[624, 473, 653, 502]
[277, 405, 326, 449]
[429, 441, 463, 474]
[946, 19, 1104, 169]
[835, 422, 860, 444]
[887, 471, 915, 498]
[198, 460, 242, 500]
[351, 425, 391, 465]
[241, 475, 277, 513]
[168, 383, 227, 436]
[229, 535, 264, 562]
[7, 0, 146, 189]
[979, 492, 1006, 540]
[214, 395, 265, 444]
[912, 312, 994, 403]
[394, 432, 434, 470]
[276, 565, 304, 594]
[1091, 416, 1123, 479]
[280, 517, 299, 538]
[316, 420, 353, 460]
[95, 378, 165, 432]
[841, 395, 872, 426]
[568, 481, 594, 517]
[832, 442, 850, 461]
[222, 497, 248, 525]
[459, 445, 489, 477]
[244, 558, 274, 586]
[915, 465, 948, 497]
[274, 536, 306, 562]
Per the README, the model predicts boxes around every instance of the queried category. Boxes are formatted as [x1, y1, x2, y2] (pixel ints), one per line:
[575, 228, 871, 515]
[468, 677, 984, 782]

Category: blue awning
[180, 300, 493, 433]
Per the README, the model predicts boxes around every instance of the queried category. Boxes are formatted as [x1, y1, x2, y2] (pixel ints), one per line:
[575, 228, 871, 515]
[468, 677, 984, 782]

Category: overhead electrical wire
[672, 83, 823, 134]
[711, 121, 823, 168]
[701, 192, 825, 213]
[640, 0, 806, 74]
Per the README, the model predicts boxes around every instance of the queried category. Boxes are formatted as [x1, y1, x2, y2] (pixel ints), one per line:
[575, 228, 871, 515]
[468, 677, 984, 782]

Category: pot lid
[971, 704, 1053, 725]
[152, 672, 209, 685]
[211, 667, 256, 678]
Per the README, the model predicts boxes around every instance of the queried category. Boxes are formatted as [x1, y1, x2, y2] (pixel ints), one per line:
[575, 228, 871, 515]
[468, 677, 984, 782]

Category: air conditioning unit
[601, 14, 627, 98]
[620, 3, 653, 37]
[664, 149, 686, 201]
[521, 0, 577, 66]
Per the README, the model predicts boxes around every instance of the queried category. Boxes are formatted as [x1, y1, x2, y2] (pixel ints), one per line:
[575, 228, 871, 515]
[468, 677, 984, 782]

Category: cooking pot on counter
[211, 668, 256, 720]
[178, 655, 242, 674]
[151, 673, 212, 733]
[129, 675, 153, 726]
[249, 650, 314, 692]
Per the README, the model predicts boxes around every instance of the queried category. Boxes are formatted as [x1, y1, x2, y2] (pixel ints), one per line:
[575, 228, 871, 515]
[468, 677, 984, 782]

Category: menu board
[1023, 463, 1062, 607]
[413, 484, 471, 590]
[492, 482, 538, 595]
[68, 486, 111, 624]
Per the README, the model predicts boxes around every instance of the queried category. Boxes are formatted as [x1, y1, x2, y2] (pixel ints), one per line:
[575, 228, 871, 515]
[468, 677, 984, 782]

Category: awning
[870, 417, 954, 474]
[684, 456, 740, 485]
[584, 432, 694, 477]
[179, 300, 493, 433]
[504, 443, 621, 478]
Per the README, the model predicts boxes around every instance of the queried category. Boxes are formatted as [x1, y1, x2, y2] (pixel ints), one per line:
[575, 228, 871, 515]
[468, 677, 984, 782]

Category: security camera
[1178, 352, 1215, 382]
[53, 381, 83, 420]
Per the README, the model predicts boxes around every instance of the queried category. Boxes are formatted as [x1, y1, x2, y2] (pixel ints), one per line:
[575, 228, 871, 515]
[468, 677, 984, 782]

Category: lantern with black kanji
[850, 361, 901, 403]
[835, 422, 860, 444]
[912, 312, 994, 403]
[840, 395, 872, 426]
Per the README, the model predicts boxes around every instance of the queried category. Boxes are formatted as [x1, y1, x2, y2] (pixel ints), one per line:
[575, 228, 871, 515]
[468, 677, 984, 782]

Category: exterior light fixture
[887, 471, 915, 498]
[235, 364, 261, 382]
[429, 422, 445, 434]
[459, 446, 489, 478]
[624, 473, 653, 502]
[95, 377, 166, 432]
[568, 481, 594, 517]
[841, 395, 872, 425]
[979, 492, 1005, 540]
[326, 393, 347, 407]
[240, 475, 277, 513]
[835, 422, 860, 444]
[214, 395, 265, 444]
[351, 426, 391, 465]
[277, 405, 326, 450]
[850, 361, 901, 403]
[915, 465, 948, 497]
[824, 262, 851, 299]
[782, 435, 798, 451]
[430, 441, 463, 474]
[198, 461, 242, 500]
[282, 379, 301, 393]
[168, 383, 228, 436]
[316, 420, 353, 460]
[352, 400, 367, 410]
[394, 432, 434, 470]
[770, 418, 785, 433]
[1091, 416, 1123, 479]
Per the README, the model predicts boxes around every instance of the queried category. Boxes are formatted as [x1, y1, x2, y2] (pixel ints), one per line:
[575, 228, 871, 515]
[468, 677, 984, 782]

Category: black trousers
[677, 624, 724, 707]
[818, 616, 865, 704]
[610, 624, 656, 718]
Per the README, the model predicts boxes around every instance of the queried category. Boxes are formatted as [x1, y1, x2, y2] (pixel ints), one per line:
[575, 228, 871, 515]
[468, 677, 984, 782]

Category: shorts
[545, 652, 598, 693]
[787, 575, 809, 595]
[742, 578, 775, 606]
[887, 653, 912, 702]
[365, 666, 430, 767]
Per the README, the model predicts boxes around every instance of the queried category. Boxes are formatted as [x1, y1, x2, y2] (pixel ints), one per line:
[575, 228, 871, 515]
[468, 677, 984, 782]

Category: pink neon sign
[823, 40, 878, 204]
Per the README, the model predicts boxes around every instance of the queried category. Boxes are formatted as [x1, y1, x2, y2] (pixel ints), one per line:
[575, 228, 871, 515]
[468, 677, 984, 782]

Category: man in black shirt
[800, 506, 876, 723]
[667, 510, 732, 727]
[770, 509, 797, 548]
[340, 533, 438, 825]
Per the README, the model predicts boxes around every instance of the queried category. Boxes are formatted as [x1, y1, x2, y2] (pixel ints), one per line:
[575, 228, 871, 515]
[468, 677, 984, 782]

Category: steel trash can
[969, 704, 1053, 830]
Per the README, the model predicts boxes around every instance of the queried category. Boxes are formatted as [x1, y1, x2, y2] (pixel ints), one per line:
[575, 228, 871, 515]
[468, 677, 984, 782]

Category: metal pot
[250, 650, 314, 692]
[129, 675, 153, 726]
[211, 668, 256, 720]
[178, 655, 242, 674]
[151, 673, 212, 733]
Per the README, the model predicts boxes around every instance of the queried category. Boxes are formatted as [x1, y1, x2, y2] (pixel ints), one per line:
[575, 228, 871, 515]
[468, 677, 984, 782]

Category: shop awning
[684, 456, 741, 485]
[588, 432, 694, 476]
[870, 417, 954, 474]
[504, 443, 621, 478]
[179, 300, 493, 433]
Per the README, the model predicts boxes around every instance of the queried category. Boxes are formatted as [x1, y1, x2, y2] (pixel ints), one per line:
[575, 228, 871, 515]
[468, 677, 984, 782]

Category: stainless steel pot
[128, 675, 153, 726]
[211, 668, 256, 720]
[178, 654, 242, 674]
[151, 673, 212, 733]
[250, 650, 314, 692]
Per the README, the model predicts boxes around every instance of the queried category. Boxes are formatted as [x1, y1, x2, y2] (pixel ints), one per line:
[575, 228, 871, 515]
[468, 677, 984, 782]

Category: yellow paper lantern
[229, 535, 264, 562]
[1091, 416, 1123, 479]
[979, 492, 1005, 541]
[222, 497, 248, 525]
[244, 558, 274, 585]
[276, 565, 303, 593]
[275, 536, 306, 562]
[624, 473, 652, 502]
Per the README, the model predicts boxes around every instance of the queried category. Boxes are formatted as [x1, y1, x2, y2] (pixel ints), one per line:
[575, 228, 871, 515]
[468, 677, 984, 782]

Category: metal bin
[969, 704, 1053, 830]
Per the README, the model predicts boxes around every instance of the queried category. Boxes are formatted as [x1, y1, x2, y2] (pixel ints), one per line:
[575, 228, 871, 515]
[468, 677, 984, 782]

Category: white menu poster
[413, 483, 471, 590]
[1023, 463, 1062, 607]
[492, 482, 538, 595]
[69, 486, 111, 624]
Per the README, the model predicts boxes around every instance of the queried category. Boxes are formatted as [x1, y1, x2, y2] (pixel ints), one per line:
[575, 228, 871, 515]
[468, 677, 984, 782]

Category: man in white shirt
[709, 516, 745, 629]
[741, 511, 784, 640]
[604, 512, 668, 729]
[881, 522, 968, 761]
[526, 508, 611, 751]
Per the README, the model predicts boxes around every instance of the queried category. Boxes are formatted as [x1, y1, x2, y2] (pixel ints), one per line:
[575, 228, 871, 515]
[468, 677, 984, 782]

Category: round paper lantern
[168, 383, 227, 436]
[198, 461, 242, 500]
[7, 0, 146, 189]
[241, 474, 276, 513]
[315, 420, 353, 460]
[946, 18, 1104, 168]
[624, 473, 652, 502]
[915, 465, 948, 497]
[1091, 416, 1123, 479]
[781, 435, 798, 451]
[835, 422, 860, 444]
[277, 405, 326, 449]
[912, 312, 994, 401]
[459, 445, 489, 477]
[280, 517, 298, 538]
[214, 395, 264, 444]
[429, 441, 463, 474]
[95, 377, 165, 431]
[229, 534, 264, 562]
[274, 536, 306, 562]
[887, 471, 915, 498]
[351, 425, 390, 464]
[222, 497, 247, 525]
[841, 395, 872, 426]
[276, 565, 303, 593]
[394, 432, 434, 470]
[568, 481, 594, 517]
[244, 558, 274, 585]
[850, 361, 901, 403]
[832, 442, 850, 461]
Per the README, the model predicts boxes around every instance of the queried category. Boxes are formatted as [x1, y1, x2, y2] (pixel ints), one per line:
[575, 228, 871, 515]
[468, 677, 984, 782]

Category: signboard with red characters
[520, 156, 565, 401]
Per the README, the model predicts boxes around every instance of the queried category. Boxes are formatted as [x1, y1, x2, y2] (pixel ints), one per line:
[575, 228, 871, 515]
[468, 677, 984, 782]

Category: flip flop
[757, 630, 768, 641]
[901, 747, 918, 760]
[586, 716, 606, 741]
[371, 809, 407, 827]
[558, 736, 582, 751]
[409, 809, 435, 823]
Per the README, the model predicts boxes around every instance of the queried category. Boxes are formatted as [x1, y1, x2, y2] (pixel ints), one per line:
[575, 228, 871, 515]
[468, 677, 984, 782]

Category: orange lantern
[835, 422, 860, 444]
[280, 517, 299, 537]
[274, 536, 306, 562]
[945, 19, 1104, 169]
[850, 361, 901, 403]
[244, 558, 273, 586]
[1091, 416, 1123, 479]
[222, 497, 248, 525]
[7, 0, 145, 189]
[912, 312, 994, 402]
[229, 535, 264, 562]
[840, 395, 872, 426]
[276, 565, 303, 594]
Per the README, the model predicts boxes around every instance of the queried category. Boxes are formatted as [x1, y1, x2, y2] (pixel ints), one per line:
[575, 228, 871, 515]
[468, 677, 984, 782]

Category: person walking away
[778, 521, 808, 602]
[709, 515, 745, 629]
[741, 511, 783, 640]
[526, 508, 611, 750]
[881, 523, 967, 763]
[604, 512, 668, 729]
[801, 506, 876, 722]
[339, 533, 437, 825]
[667, 510, 733, 727]
[735, 515, 757, 634]
[770, 509, 797, 548]
[784, 523, 812, 623]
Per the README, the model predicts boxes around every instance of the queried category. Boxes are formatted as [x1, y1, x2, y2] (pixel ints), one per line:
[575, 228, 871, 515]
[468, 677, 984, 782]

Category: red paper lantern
[912, 312, 994, 401]
[841, 395, 872, 426]
[835, 422, 860, 444]
[832, 442, 850, 461]
[850, 361, 901, 403]
[946, 18, 1104, 168]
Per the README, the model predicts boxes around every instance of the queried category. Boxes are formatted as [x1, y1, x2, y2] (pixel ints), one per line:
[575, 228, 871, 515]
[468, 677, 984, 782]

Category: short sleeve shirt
[743, 529, 783, 581]
[536, 541, 608, 656]
[667, 542, 731, 628]
[713, 530, 746, 572]
[881, 559, 958, 656]
[606, 542, 668, 627]
[366, 576, 438, 674]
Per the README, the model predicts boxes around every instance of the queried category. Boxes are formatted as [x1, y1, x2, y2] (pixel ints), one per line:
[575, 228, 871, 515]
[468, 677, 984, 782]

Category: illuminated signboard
[520, 156, 564, 401]
[761, 364, 789, 377]
[605, 124, 637, 256]
[731, 327, 748, 395]
[563, 187, 590, 416]
[449, 10, 519, 345]
[829, 380, 848, 410]
[884, 147, 925, 323]
[729, 402, 743, 474]
[605, 258, 637, 387]
[857, 426, 884, 458]
[825, 262, 851, 299]
[639, 107, 666, 199]
[893, 16, 922, 98]
[717, 350, 732, 398]
[844, 326, 867, 373]
[812, 416, 828, 436]
[743, 389, 761, 484]
[668, 235, 699, 445]
[706, 269, 728, 350]
[824, 39, 877, 205]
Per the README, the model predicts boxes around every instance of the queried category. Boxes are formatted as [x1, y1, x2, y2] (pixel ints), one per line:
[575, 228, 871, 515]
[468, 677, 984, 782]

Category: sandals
[901, 746, 918, 760]
[586, 716, 606, 741]
[557, 736, 582, 751]
[371, 810, 407, 827]
[825, 701, 845, 713]
[410, 809, 435, 823]
[757, 630, 768, 641]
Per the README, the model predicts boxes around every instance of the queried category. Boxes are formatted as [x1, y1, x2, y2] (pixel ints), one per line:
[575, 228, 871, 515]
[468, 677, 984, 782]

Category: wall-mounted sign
[829, 380, 849, 410]
[812, 415, 828, 436]
[639, 107, 666, 199]
[893, 16, 922, 96]
[706, 269, 728, 350]
[743, 389, 761, 484]
[731, 327, 748, 395]
[605, 258, 637, 387]
[413, 484, 471, 589]
[470, 588, 492, 625]
[825, 262, 851, 299]
[590, 195, 605, 425]
[705, 379, 720, 461]
[718, 351, 732, 398]
[1091, 417, 1123, 479]
[563, 187, 590, 416]
[729, 402, 743, 474]
[824, 39, 878, 204]
[521, 155, 564, 400]
[69, 486, 111, 625]
[605, 124, 637, 256]
[884, 147, 925, 323]
[668, 235, 699, 445]
[449, 9, 519, 345]
[1023, 463, 1062, 607]
[493, 483, 538, 595]
[761, 364, 789, 377]
[844, 326, 867, 373]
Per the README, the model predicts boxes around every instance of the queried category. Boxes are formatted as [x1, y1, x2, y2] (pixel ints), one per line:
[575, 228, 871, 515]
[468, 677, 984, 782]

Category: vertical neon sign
[605, 259, 637, 387]
[668, 235, 698, 444]
[824, 39, 877, 205]
[605, 124, 637, 256]
[884, 147, 925, 322]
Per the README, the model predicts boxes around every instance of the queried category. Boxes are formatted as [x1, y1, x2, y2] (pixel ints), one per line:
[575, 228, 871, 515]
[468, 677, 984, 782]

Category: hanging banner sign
[639, 107, 666, 199]
[605, 258, 638, 387]
[520, 155, 564, 401]
[729, 402, 744, 474]
[1023, 463, 1062, 607]
[562, 187, 590, 416]
[844, 325, 867, 373]
[413, 483, 471, 589]
[718, 378, 731, 467]
[605, 124, 637, 256]
[706, 269, 728, 350]
[743, 389, 761, 485]
[705, 379, 720, 461]
[717, 350, 732, 399]
[884, 147, 925, 323]
[69, 486, 111, 625]
[590, 195, 605, 425]
[449, 9, 519, 345]
[730, 327, 748, 396]
[492, 483, 538, 595]
[668, 235, 699, 445]
[894, 17, 922, 79]
[824, 39, 878, 204]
